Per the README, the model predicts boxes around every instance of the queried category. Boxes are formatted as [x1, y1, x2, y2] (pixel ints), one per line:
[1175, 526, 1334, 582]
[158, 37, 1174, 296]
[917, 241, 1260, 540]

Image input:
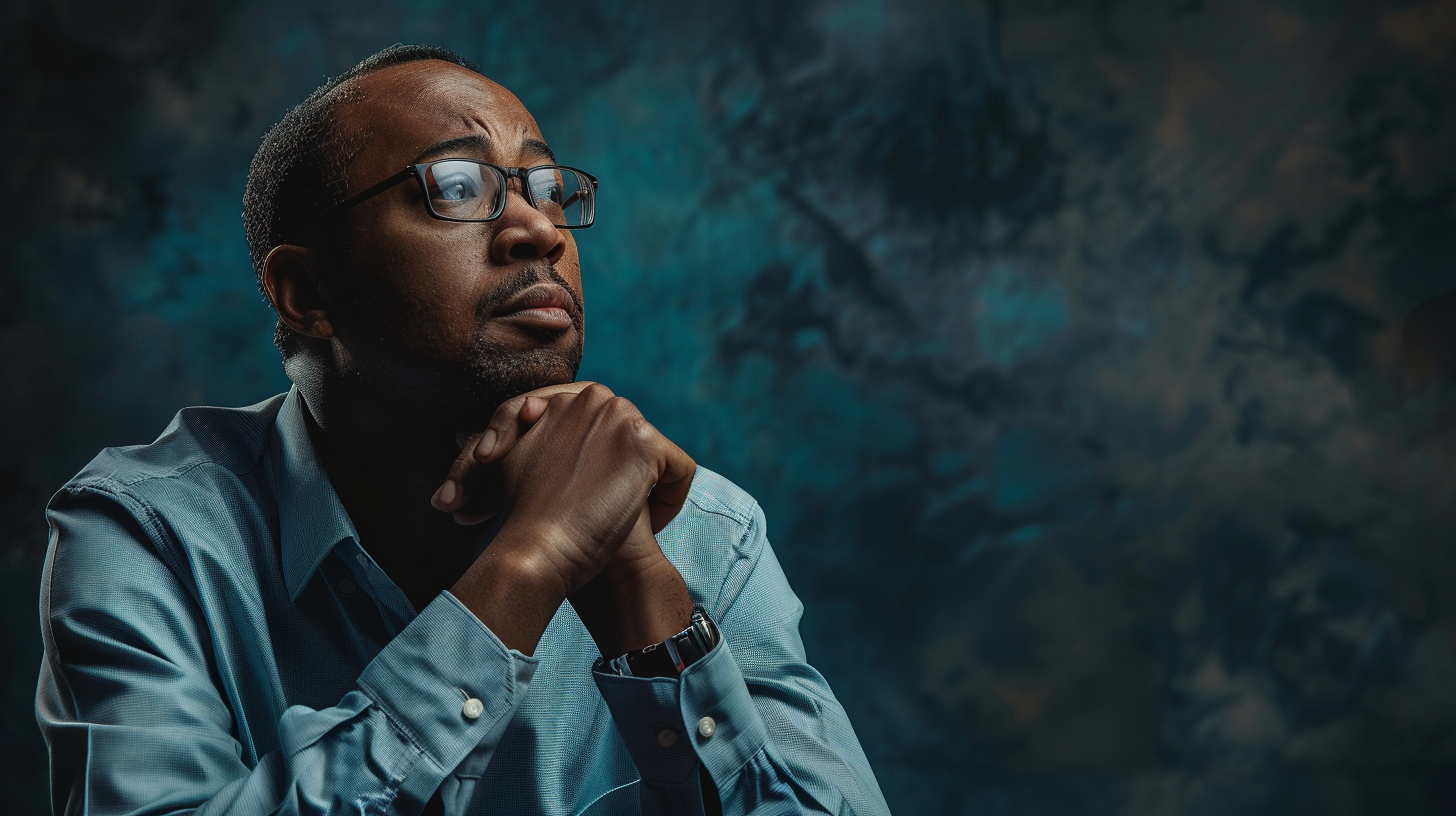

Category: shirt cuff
[678, 637, 770, 784]
[356, 591, 538, 799]
[593, 635, 769, 788]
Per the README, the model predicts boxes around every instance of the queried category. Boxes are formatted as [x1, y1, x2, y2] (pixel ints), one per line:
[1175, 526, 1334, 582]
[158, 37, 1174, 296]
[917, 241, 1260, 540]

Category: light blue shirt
[36, 389, 889, 815]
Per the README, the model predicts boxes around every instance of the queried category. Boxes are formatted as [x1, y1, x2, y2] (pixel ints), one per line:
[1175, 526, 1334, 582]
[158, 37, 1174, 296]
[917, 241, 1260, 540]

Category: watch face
[629, 641, 682, 678]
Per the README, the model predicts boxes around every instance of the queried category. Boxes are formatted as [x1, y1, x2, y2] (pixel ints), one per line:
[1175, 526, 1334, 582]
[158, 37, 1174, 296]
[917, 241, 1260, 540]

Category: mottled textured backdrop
[4, 1, 1456, 813]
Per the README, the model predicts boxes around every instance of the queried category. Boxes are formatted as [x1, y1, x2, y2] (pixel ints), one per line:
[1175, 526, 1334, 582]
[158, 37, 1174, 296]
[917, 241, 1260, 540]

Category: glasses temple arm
[332, 167, 416, 213]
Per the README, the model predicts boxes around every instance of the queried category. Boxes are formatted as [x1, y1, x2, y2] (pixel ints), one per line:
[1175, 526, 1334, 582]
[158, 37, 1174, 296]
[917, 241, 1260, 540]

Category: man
[36, 44, 889, 816]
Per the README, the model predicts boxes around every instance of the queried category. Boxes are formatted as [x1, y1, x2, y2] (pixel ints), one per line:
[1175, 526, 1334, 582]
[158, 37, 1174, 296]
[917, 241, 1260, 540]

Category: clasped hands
[430, 382, 696, 657]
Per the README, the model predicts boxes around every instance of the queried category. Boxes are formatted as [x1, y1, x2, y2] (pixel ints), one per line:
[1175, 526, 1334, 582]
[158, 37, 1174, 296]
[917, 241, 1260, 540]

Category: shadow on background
[3, 1, 1456, 814]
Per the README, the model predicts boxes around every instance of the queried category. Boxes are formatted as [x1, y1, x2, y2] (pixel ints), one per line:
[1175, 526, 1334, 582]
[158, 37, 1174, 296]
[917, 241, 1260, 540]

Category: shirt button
[356, 553, 369, 568]
[697, 716, 717, 739]
[462, 698, 484, 720]
[656, 729, 677, 748]
[338, 578, 356, 595]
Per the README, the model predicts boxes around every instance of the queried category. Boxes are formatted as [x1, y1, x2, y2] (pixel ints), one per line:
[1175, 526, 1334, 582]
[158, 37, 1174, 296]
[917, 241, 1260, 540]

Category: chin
[455, 344, 582, 419]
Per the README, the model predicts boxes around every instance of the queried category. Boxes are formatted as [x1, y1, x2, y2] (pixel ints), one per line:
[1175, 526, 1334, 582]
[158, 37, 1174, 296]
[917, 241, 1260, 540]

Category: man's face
[323, 60, 585, 426]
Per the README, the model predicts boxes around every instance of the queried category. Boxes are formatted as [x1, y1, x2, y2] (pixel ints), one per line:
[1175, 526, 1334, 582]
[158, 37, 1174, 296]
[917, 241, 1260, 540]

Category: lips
[492, 283, 578, 332]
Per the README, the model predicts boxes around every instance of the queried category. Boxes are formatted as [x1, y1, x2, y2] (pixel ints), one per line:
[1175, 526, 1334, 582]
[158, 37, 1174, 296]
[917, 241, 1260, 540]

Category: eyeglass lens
[422, 161, 500, 220]
[420, 160, 593, 227]
[527, 167, 594, 228]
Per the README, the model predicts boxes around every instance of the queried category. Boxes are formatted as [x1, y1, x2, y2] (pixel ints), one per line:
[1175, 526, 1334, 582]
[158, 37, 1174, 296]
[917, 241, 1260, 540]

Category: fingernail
[475, 429, 497, 461]
[432, 481, 457, 509]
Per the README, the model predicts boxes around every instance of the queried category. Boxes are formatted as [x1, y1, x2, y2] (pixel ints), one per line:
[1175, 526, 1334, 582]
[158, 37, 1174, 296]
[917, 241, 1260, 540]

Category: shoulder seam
[54, 481, 194, 594]
[685, 492, 754, 526]
[81, 398, 283, 486]
[75, 456, 261, 491]
[684, 469, 757, 525]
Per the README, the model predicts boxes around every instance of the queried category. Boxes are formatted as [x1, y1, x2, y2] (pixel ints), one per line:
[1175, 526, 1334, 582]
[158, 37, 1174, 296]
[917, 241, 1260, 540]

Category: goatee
[458, 264, 585, 423]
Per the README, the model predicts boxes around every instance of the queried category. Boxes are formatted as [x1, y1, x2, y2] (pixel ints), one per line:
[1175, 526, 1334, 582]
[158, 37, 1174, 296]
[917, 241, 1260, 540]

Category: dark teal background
[4, 1, 1456, 813]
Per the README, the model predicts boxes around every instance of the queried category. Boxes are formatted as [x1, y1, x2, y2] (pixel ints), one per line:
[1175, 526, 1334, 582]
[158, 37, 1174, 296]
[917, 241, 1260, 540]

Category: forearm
[449, 522, 570, 656]
[43, 589, 538, 816]
[569, 533, 694, 659]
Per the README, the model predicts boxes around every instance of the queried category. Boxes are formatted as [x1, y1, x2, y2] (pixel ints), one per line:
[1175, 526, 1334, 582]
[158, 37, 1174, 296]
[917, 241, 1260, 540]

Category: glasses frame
[331, 159, 598, 229]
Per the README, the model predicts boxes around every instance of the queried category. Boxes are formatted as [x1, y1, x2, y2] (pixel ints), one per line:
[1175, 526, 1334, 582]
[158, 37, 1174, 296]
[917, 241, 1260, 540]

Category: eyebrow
[413, 134, 558, 165]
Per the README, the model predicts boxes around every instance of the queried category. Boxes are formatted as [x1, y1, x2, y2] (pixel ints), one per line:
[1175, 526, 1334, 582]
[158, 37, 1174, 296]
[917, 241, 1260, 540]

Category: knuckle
[582, 382, 615, 400]
[627, 414, 656, 443]
[605, 395, 641, 417]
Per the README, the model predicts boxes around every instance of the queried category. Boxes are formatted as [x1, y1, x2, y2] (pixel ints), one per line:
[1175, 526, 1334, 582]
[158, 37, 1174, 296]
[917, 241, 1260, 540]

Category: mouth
[491, 283, 578, 332]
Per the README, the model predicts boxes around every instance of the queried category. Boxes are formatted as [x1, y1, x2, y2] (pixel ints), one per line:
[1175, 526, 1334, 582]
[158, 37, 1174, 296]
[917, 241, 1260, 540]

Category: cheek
[337, 218, 492, 348]
[560, 235, 585, 301]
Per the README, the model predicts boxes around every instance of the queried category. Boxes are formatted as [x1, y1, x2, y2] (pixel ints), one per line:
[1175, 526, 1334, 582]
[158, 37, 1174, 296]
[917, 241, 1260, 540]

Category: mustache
[473, 265, 583, 323]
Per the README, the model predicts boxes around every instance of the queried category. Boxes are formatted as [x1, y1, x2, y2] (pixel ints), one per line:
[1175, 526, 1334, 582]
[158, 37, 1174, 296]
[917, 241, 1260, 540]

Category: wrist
[571, 552, 692, 658]
[486, 516, 588, 596]
[592, 546, 679, 591]
[599, 605, 720, 678]
[450, 523, 572, 655]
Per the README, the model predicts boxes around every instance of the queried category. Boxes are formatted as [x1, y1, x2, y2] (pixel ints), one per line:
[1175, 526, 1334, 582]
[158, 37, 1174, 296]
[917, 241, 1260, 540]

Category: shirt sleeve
[36, 485, 536, 816]
[593, 501, 891, 816]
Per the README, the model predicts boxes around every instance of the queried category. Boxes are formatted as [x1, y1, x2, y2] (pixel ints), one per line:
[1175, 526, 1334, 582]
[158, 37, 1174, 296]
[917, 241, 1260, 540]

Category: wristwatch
[600, 605, 720, 678]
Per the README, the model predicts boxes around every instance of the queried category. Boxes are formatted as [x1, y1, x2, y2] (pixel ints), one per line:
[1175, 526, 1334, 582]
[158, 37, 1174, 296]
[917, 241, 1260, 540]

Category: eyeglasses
[332, 159, 598, 228]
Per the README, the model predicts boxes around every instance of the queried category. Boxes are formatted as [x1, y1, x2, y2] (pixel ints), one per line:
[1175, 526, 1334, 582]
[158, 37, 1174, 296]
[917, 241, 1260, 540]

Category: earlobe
[263, 245, 335, 340]
[308, 315, 334, 338]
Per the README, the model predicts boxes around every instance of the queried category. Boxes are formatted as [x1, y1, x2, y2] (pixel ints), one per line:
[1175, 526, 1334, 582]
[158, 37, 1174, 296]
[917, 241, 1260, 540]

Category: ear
[262, 245, 334, 340]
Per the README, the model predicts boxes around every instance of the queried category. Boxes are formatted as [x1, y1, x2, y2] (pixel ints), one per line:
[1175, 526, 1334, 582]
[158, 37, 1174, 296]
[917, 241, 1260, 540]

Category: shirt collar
[272, 386, 360, 601]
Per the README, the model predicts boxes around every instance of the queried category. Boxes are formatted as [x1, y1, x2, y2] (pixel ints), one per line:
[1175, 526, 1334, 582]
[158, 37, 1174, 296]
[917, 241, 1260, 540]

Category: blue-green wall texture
[4, 1, 1456, 813]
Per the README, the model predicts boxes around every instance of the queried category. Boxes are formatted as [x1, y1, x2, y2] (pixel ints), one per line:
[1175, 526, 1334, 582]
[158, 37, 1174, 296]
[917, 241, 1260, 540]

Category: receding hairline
[331, 58, 530, 127]
[324, 59, 545, 177]
[323, 58, 550, 202]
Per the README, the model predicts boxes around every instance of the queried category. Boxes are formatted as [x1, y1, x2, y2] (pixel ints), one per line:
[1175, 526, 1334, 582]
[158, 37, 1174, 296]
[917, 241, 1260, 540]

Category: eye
[529, 174, 564, 205]
[423, 160, 495, 210]
[432, 173, 481, 202]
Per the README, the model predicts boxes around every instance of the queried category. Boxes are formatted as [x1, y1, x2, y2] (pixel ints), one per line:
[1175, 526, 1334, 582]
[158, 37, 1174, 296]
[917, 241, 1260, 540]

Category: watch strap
[600, 605, 719, 678]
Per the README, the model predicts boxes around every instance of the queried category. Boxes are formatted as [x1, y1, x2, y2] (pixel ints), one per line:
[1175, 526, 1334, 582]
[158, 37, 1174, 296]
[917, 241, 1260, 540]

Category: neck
[299, 383, 494, 611]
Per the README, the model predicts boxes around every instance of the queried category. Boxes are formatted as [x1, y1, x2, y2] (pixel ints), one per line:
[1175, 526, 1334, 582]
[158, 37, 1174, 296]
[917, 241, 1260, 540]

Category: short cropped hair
[242, 44, 481, 356]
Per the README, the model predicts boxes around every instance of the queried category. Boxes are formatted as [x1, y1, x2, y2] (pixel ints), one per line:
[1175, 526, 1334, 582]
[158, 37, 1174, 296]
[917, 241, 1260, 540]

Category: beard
[454, 264, 585, 424]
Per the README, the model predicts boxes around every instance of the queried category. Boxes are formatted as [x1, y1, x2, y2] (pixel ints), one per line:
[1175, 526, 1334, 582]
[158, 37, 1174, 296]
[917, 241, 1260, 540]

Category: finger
[473, 382, 600, 464]
[447, 459, 506, 524]
[646, 440, 698, 534]
[431, 438, 483, 512]
[453, 508, 498, 526]
[437, 381, 603, 512]
[519, 394, 550, 423]
[526, 383, 616, 444]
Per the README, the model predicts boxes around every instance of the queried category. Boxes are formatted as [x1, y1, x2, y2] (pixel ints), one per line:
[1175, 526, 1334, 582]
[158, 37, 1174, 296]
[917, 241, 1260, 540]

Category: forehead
[335, 60, 545, 172]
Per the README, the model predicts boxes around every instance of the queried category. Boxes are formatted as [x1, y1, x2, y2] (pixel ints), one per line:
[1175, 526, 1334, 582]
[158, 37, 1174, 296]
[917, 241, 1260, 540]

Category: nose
[489, 183, 567, 265]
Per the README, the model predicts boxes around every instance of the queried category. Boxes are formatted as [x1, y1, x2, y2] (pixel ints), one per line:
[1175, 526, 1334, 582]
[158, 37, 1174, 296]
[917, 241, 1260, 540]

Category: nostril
[508, 243, 541, 260]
